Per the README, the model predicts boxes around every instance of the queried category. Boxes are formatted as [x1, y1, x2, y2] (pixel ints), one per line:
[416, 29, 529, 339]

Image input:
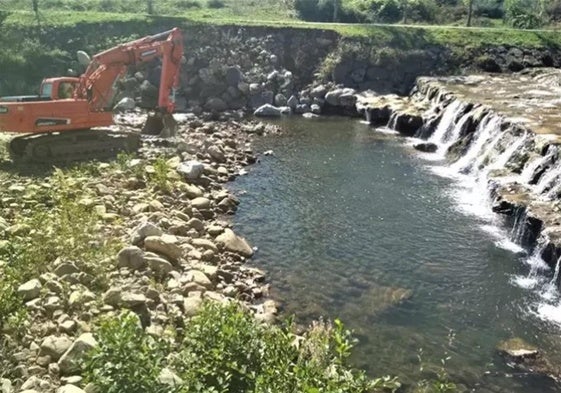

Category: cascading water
[451, 114, 502, 173]
[387, 112, 398, 130]
[535, 161, 561, 197]
[412, 97, 561, 328]
[428, 100, 464, 144]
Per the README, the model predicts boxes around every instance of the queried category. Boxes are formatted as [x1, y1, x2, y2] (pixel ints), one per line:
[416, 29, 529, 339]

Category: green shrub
[85, 302, 401, 393]
[207, 0, 226, 8]
[84, 312, 171, 393]
[504, 0, 547, 28]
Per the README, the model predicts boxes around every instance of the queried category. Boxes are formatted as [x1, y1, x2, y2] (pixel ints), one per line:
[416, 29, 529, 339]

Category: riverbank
[2, 11, 561, 97]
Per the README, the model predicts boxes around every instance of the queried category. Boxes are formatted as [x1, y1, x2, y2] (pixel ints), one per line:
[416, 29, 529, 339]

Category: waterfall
[387, 112, 398, 130]
[451, 114, 502, 174]
[364, 108, 372, 124]
[511, 241, 550, 290]
[438, 111, 471, 154]
[535, 161, 561, 196]
[521, 145, 558, 184]
[552, 256, 561, 284]
[490, 132, 529, 170]
[510, 207, 528, 245]
[428, 101, 464, 144]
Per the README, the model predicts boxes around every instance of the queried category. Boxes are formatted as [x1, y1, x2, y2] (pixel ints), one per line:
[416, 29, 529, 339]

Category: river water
[228, 117, 561, 392]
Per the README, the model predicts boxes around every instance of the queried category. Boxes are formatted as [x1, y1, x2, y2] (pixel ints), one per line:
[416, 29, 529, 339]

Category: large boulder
[216, 229, 254, 257]
[56, 385, 86, 393]
[58, 333, 98, 375]
[40, 335, 73, 361]
[117, 246, 146, 270]
[17, 279, 41, 301]
[144, 235, 183, 262]
[205, 97, 228, 112]
[254, 104, 282, 118]
[177, 161, 205, 181]
[225, 66, 244, 87]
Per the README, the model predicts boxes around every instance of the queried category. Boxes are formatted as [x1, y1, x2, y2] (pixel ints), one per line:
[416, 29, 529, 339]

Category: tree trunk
[467, 0, 473, 26]
[333, 0, 340, 22]
[147, 0, 154, 14]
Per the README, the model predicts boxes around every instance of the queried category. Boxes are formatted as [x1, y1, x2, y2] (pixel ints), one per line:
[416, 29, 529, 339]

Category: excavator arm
[79, 28, 184, 114]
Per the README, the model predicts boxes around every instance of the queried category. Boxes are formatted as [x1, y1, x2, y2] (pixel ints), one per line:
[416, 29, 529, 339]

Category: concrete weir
[358, 68, 561, 284]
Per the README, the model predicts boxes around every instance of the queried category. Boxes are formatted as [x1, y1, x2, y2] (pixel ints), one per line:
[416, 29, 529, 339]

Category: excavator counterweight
[0, 28, 184, 163]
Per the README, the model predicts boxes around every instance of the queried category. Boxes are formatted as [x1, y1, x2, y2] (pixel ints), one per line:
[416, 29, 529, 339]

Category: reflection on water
[228, 117, 561, 392]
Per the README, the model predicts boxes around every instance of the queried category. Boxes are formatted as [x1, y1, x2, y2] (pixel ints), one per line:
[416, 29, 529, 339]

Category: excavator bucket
[141, 112, 177, 138]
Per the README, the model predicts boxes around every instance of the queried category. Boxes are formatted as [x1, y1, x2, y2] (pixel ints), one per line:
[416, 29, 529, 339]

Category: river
[229, 117, 561, 392]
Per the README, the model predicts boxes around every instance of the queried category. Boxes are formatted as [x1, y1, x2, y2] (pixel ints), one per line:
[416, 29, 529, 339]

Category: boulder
[1, 378, 12, 393]
[145, 256, 174, 276]
[58, 333, 98, 375]
[131, 222, 163, 246]
[183, 296, 203, 317]
[207, 145, 226, 163]
[17, 279, 41, 301]
[274, 93, 287, 107]
[144, 235, 183, 261]
[57, 385, 86, 393]
[216, 229, 254, 257]
[185, 270, 213, 288]
[114, 97, 136, 111]
[158, 368, 183, 388]
[205, 97, 228, 112]
[225, 66, 243, 86]
[117, 246, 146, 270]
[191, 197, 211, 210]
[40, 335, 73, 361]
[310, 85, 328, 99]
[325, 89, 343, 106]
[414, 142, 438, 153]
[192, 238, 218, 253]
[311, 104, 321, 115]
[287, 95, 299, 110]
[177, 161, 205, 181]
[497, 338, 539, 359]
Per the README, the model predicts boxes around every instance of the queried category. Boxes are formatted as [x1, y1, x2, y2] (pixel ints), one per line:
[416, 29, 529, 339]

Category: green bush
[504, 0, 547, 28]
[84, 312, 171, 393]
[84, 302, 401, 393]
[207, 0, 226, 8]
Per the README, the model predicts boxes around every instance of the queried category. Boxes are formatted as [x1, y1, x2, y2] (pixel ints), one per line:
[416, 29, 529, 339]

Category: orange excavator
[0, 28, 184, 162]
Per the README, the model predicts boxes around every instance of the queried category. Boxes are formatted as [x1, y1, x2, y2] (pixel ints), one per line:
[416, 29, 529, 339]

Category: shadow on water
[229, 116, 561, 392]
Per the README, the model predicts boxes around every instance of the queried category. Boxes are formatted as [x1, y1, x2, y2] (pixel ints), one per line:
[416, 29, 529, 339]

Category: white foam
[375, 127, 399, 135]
[511, 275, 539, 289]
[536, 303, 561, 325]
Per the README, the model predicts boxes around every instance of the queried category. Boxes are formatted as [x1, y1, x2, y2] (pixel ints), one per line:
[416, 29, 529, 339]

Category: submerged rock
[414, 142, 438, 153]
[496, 337, 561, 381]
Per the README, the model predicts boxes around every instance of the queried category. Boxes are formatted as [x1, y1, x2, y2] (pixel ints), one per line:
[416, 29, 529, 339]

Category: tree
[466, 0, 474, 26]
[333, 0, 341, 21]
[504, 0, 547, 27]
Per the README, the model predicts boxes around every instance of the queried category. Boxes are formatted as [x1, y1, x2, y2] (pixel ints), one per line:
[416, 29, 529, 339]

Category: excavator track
[9, 129, 141, 164]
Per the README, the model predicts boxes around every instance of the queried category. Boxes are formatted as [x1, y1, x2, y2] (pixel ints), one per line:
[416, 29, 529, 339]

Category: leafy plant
[207, 0, 226, 8]
[84, 312, 172, 393]
[148, 157, 172, 193]
[85, 302, 401, 393]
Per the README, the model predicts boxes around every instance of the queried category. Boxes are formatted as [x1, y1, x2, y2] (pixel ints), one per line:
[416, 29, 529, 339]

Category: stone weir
[358, 68, 561, 280]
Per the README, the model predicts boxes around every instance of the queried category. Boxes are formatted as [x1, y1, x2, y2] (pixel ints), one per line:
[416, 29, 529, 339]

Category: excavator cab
[40, 78, 80, 100]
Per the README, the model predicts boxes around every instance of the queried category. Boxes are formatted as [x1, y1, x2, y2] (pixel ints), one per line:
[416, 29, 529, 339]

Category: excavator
[0, 28, 184, 163]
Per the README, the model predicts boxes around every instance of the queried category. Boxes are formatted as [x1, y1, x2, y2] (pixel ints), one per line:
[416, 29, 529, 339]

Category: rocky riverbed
[0, 113, 283, 393]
